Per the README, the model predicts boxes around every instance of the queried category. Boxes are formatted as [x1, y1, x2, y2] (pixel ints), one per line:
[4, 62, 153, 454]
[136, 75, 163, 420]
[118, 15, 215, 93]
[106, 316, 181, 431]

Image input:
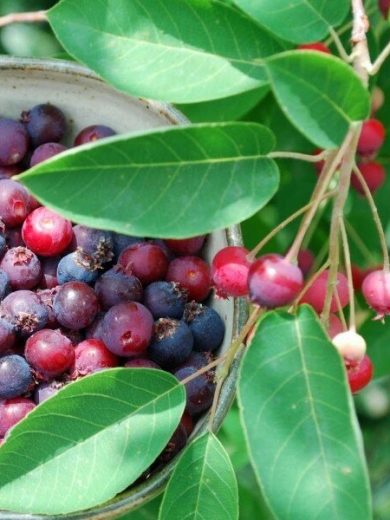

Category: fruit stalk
[0, 10, 47, 28]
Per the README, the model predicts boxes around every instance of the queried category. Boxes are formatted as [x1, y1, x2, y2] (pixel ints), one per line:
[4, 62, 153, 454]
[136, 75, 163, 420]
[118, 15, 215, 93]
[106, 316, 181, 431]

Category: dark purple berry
[34, 380, 64, 404]
[30, 143, 67, 167]
[53, 281, 99, 330]
[118, 242, 169, 285]
[0, 269, 10, 301]
[39, 256, 60, 289]
[164, 236, 206, 256]
[85, 312, 105, 340]
[112, 233, 144, 259]
[174, 365, 215, 416]
[148, 318, 193, 368]
[57, 251, 99, 285]
[0, 318, 16, 353]
[0, 397, 36, 437]
[184, 302, 225, 352]
[158, 422, 187, 463]
[5, 227, 24, 248]
[25, 328, 75, 378]
[0, 235, 6, 259]
[143, 281, 187, 319]
[0, 180, 31, 228]
[95, 267, 142, 310]
[36, 287, 59, 328]
[0, 247, 41, 290]
[102, 302, 153, 357]
[1, 290, 49, 336]
[21, 104, 66, 147]
[71, 225, 114, 268]
[0, 355, 32, 399]
[0, 165, 22, 180]
[74, 125, 116, 146]
[124, 358, 161, 369]
[0, 118, 29, 166]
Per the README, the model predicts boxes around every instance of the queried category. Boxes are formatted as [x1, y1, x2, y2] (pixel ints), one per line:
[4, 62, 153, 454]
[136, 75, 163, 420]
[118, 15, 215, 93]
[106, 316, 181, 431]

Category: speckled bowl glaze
[0, 56, 248, 519]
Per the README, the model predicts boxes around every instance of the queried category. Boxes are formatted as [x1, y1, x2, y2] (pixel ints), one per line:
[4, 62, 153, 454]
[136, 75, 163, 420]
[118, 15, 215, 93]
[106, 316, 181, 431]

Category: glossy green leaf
[233, 0, 349, 44]
[48, 0, 282, 103]
[19, 123, 279, 238]
[266, 51, 370, 148]
[360, 317, 390, 380]
[177, 86, 269, 123]
[159, 433, 238, 520]
[0, 369, 185, 515]
[238, 306, 372, 520]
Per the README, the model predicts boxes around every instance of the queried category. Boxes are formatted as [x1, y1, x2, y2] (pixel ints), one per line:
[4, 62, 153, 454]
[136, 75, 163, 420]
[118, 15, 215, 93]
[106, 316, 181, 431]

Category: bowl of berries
[0, 56, 247, 518]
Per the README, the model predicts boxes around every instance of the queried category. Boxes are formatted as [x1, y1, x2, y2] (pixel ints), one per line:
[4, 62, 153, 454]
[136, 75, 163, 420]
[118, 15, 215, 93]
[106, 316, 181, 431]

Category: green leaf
[19, 123, 279, 238]
[233, 0, 349, 44]
[0, 369, 185, 515]
[119, 496, 162, 519]
[177, 86, 269, 123]
[238, 306, 372, 520]
[360, 317, 390, 380]
[159, 433, 238, 520]
[48, 0, 282, 103]
[266, 51, 371, 148]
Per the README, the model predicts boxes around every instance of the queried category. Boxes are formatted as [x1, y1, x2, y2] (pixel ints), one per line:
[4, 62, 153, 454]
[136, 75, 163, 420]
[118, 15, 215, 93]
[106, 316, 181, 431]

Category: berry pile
[0, 104, 226, 458]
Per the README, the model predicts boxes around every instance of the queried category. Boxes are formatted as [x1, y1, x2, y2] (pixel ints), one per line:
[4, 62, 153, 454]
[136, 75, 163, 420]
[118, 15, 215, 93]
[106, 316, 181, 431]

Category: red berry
[118, 242, 168, 285]
[53, 281, 99, 330]
[166, 256, 211, 301]
[297, 249, 315, 276]
[124, 358, 161, 369]
[164, 236, 206, 256]
[30, 143, 67, 167]
[0, 397, 35, 437]
[347, 355, 373, 393]
[25, 329, 75, 378]
[300, 270, 349, 313]
[211, 246, 251, 297]
[74, 125, 116, 146]
[298, 42, 331, 54]
[357, 119, 385, 156]
[22, 207, 73, 257]
[379, 0, 390, 18]
[362, 269, 390, 318]
[0, 179, 31, 228]
[328, 314, 344, 339]
[72, 339, 119, 376]
[351, 162, 385, 195]
[248, 254, 303, 308]
[351, 265, 365, 291]
[371, 86, 385, 114]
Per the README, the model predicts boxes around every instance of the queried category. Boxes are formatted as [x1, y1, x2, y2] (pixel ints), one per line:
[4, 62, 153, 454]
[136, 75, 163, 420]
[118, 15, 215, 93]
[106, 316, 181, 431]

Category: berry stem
[353, 164, 390, 272]
[208, 306, 263, 430]
[290, 259, 330, 310]
[370, 40, 390, 75]
[286, 133, 354, 264]
[0, 10, 47, 28]
[248, 190, 336, 261]
[340, 218, 356, 331]
[178, 355, 226, 386]
[267, 150, 328, 162]
[329, 27, 352, 62]
[345, 219, 378, 265]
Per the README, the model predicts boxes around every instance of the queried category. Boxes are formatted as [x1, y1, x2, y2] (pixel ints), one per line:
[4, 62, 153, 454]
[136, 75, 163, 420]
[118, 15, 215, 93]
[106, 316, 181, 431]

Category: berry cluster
[0, 105, 226, 458]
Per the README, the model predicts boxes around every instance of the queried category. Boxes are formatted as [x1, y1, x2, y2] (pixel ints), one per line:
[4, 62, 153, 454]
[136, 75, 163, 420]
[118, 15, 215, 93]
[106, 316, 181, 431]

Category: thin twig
[0, 10, 47, 28]
[370, 40, 390, 75]
[345, 219, 378, 264]
[340, 219, 356, 330]
[291, 259, 330, 310]
[329, 27, 352, 62]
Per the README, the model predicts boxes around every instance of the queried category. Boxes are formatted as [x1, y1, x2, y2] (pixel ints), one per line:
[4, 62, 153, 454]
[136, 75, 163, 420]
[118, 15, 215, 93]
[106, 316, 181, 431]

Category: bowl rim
[0, 56, 248, 519]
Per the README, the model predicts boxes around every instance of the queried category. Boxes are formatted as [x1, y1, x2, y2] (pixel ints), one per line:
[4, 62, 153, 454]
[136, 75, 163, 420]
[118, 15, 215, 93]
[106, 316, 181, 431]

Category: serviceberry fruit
[166, 256, 211, 302]
[379, 0, 390, 18]
[297, 249, 315, 277]
[36, 287, 59, 328]
[85, 312, 105, 341]
[0, 165, 21, 180]
[34, 380, 64, 404]
[94, 266, 143, 310]
[248, 254, 303, 308]
[0, 317, 16, 353]
[71, 225, 114, 267]
[39, 256, 60, 289]
[57, 252, 99, 285]
[124, 358, 161, 369]
[0, 397, 36, 437]
[174, 365, 215, 416]
[21, 103, 66, 147]
[5, 227, 24, 248]
[164, 236, 206, 256]
[53, 281, 99, 330]
[102, 302, 153, 357]
[0, 355, 32, 399]
[148, 318, 193, 368]
[74, 125, 116, 146]
[1, 290, 49, 336]
[211, 246, 251, 298]
[118, 242, 169, 285]
[158, 422, 188, 463]
[357, 118, 386, 156]
[347, 355, 373, 393]
[184, 302, 225, 352]
[0, 247, 42, 290]
[30, 143, 67, 167]
[0, 179, 31, 228]
[0, 118, 29, 166]
[332, 331, 366, 363]
[0, 269, 10, 301]
[300, 270, 349, 313]
[143, 281, 187, 319]
[327, 314, 344, 339]
[22, 207, 73, 257]
[362, 269, 390, 319]
[112, 233, 144, 259]
[25, 328, 75, 378]
[298, 42, 331, 53]
[71, 339, 118, 377]
[351, 162, 385, 195]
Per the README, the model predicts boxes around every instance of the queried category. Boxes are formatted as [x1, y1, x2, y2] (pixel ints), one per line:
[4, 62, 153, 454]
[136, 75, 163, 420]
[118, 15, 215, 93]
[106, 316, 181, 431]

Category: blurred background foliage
[1, 1, 390, 518]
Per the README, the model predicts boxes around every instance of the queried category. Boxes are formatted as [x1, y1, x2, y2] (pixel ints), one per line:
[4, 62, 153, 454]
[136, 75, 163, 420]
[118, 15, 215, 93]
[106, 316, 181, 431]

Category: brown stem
[0, 11, 47, 28]
[340, 218, 356, 330]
